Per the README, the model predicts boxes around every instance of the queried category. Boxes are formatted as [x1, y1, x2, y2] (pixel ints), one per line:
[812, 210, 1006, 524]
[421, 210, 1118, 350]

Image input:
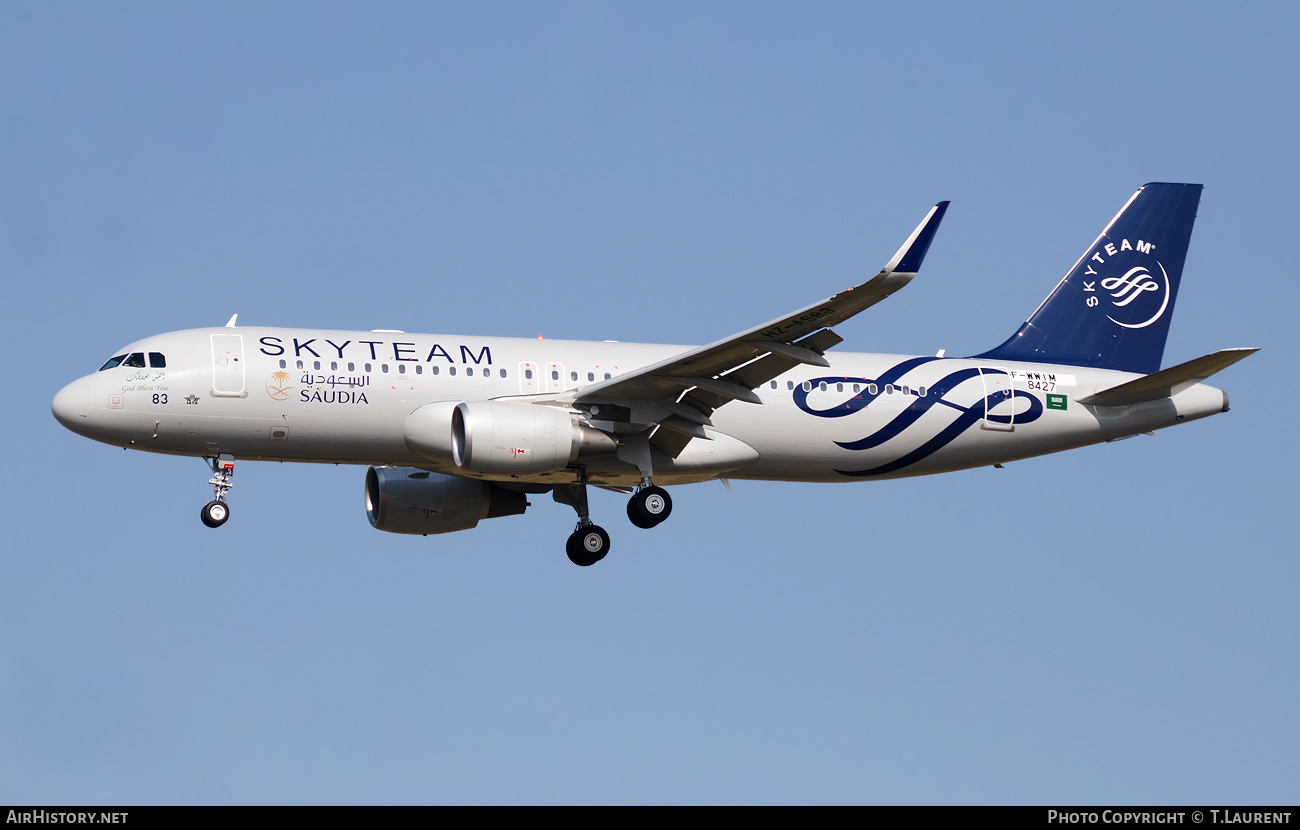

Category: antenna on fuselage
[225, 314, 238, 328]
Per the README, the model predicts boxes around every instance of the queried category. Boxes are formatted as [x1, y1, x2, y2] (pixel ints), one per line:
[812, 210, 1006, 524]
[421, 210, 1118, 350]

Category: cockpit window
[99, 354, 127, 371]
[123, 353, 146, 368]
[149, 352, 166, 368]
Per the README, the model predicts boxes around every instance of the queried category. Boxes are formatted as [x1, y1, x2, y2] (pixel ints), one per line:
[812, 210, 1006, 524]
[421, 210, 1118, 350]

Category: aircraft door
[519, 362, 539, 395]
[544, 362, 564, 393]
[979, 367, 1014, 431]
[211, 334, 247, 397]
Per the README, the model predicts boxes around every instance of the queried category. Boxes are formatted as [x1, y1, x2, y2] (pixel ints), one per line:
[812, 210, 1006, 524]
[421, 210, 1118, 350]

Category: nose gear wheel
[201, 500, 230, 528]
[201, 454, 235, 529]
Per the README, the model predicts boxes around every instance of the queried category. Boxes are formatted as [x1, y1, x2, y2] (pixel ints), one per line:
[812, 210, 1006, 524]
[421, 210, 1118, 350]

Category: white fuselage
[53, 326, 1229, 487]
[50, 327, 1227, 491]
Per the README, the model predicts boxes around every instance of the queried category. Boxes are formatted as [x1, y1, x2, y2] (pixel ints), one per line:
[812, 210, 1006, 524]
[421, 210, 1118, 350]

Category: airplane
[52, 182, 1256, 566]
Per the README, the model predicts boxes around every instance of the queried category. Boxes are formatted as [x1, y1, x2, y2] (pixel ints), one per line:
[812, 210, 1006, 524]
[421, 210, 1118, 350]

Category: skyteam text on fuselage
[52, 183, 1257, 565]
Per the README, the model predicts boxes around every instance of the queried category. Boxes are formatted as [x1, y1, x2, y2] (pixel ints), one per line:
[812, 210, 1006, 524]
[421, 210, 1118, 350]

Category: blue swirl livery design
[794, 357, 1044, 477]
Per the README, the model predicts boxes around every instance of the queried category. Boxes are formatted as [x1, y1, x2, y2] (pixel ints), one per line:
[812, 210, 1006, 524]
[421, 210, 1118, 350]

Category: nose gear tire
[201, 500, 230, 528]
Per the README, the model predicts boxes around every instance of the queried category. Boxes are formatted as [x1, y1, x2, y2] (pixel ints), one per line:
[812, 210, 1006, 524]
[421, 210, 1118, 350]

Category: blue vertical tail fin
[976, 182, 1202, 375]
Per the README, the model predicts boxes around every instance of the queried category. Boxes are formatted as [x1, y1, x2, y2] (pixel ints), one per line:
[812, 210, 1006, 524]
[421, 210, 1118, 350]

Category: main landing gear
[554, 476, 675, 566]
[627, 483, 672, 529]
[200, 454, 235, 528]
[554, 481, 609, 567]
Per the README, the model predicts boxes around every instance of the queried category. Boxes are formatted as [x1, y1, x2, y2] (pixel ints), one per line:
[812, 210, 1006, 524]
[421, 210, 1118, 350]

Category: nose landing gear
[201, 454, 235, 528]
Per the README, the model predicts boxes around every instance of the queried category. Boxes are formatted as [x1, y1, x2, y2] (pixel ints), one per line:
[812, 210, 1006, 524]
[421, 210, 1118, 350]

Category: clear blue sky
[2, 2, 1296, 804]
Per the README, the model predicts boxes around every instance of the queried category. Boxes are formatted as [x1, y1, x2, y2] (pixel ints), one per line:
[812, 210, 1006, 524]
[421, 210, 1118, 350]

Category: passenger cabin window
[885, 384, 894, 394]
[588, 372, 595, 382]
[786, 381, 793, 390]
[99, 355, 127, 371]
[868, 384, 878, 395]
[918, 386, 927, 397]
[381, 364, 389, 373]
[604, 373, 611, 380]
[123, 353, 146, 368]
[297, 360, 305, 369]
[149, 353, 166, 368]
[331, 361, 338, 371]
[398, 364, 406, 374]
[570, 371, 578, 381]
[802, 381, 812, 392]
[431, 366, 439, 375]
[819, 382, 828, 392]
[551, 371, 559, 381]
[500, 369, 507, 378]
[313, 360, 321, 370]
[770, 381, 777, 389]
[466, 367, 474, 376]
[348, 362, 355, 372]
[364, 363, 372, 372]
[449, 367, 457, 376]
[836, 383, 843, 392]
[525, 369, 533, 379]
[278, 359, 287, 369]
[416, 365, 423, 375]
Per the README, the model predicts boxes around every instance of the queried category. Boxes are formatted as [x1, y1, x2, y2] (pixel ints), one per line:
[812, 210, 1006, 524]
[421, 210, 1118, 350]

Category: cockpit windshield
[98, 351, 165, 371]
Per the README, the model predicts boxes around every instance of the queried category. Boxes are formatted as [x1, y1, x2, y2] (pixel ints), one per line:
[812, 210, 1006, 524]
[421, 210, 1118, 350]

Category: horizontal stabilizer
[1077, 347, 1258, 407]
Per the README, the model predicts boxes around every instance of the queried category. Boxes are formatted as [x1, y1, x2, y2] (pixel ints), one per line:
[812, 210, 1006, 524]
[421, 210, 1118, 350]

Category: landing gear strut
[554, 480, 609, 567]
[201, 454, 235, 529]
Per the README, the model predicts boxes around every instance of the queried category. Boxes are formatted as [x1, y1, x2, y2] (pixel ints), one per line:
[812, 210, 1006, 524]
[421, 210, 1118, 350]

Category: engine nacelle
[404, 400, 617, 476]
[365, 465, 527, 535]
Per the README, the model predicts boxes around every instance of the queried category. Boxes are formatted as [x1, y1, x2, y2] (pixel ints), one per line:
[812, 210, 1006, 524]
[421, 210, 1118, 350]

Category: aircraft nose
[52, 376, 95, 432]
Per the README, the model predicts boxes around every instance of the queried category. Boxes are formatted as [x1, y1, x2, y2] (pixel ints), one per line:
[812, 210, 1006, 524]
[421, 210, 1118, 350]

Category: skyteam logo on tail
[977, 182, 1200, 375]
[1081, 238, 1170, 330]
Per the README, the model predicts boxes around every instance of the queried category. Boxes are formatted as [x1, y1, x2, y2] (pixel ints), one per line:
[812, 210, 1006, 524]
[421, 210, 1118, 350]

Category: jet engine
[365, 466, 528, 535]
[404, 400, 617, 476]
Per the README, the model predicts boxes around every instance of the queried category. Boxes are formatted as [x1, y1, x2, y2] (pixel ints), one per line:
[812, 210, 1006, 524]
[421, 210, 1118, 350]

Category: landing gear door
[979, 367, 1014, 432]
[211, 334, 247, 398]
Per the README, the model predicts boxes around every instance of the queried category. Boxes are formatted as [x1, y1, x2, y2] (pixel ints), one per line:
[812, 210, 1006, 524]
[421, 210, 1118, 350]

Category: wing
[572, 200, 950, 458]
